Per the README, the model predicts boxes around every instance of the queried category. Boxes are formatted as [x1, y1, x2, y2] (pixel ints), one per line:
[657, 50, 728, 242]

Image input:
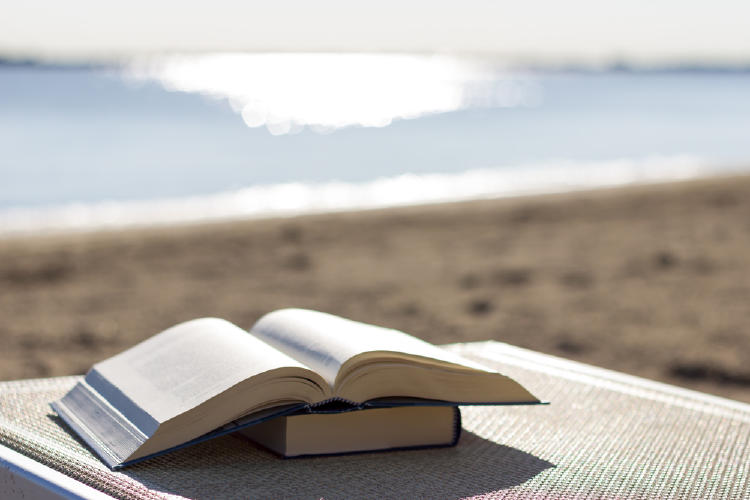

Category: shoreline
[2, 155, 736, 239]
[2, 174, 750, 403]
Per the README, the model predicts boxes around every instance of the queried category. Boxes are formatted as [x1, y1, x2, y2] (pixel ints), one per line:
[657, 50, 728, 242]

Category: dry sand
[1, 175, 749, 402]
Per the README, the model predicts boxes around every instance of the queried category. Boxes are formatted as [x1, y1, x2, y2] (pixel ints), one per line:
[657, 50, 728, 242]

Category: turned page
[86, 317, 316, 433]
[249, 309, 497, 389]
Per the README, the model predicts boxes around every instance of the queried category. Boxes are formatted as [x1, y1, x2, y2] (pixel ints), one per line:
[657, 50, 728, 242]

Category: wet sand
[1, 174, 749, 402]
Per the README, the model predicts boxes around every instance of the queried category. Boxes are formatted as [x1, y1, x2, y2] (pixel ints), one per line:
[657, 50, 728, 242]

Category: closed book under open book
[240, 405, 461, 457]
[52, 309, 541, 469]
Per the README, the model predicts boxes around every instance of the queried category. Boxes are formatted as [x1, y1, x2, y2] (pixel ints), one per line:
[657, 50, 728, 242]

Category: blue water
[2, 60, 750, 218]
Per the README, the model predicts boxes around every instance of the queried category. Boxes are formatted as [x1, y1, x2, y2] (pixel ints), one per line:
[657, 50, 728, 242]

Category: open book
[52, 309, 540, 469]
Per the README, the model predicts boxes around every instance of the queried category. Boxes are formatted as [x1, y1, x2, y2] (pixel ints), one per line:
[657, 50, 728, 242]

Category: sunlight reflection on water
[124, 53, 541, 135]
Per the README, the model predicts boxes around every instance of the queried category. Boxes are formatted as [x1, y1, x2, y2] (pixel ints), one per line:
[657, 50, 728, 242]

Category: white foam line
[0, 155, 736, 238]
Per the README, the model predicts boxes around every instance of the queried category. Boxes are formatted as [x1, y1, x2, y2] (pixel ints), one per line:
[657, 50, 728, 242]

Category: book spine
[307, 397, 364, 413]
[451, 406, 462, 446]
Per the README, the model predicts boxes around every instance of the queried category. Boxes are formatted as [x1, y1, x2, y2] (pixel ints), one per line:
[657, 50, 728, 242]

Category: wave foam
[0, 156, 731, 237]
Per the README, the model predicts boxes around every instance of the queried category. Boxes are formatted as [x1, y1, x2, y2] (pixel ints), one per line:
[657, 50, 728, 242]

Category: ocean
[2, 54, 749, 235]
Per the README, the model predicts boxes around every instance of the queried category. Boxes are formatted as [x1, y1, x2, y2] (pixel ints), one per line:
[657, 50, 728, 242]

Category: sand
[1, 174, 749, 403]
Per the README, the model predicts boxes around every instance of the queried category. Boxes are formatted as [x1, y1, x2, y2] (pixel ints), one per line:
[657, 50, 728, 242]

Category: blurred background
[1, 1, 749, 402]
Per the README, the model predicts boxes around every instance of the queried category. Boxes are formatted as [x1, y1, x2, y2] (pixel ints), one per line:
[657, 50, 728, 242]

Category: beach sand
[1, 174, 749, 403]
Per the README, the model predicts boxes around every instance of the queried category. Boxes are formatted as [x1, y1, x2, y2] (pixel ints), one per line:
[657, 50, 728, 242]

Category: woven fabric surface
[0, 341, 748, 499]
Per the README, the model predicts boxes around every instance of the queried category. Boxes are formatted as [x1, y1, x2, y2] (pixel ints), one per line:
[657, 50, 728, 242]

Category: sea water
[1, 54, 749, 235]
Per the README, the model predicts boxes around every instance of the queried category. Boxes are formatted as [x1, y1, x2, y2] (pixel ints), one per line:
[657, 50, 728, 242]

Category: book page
[88, 318, 316, 427]
[249, 309, 495, 388]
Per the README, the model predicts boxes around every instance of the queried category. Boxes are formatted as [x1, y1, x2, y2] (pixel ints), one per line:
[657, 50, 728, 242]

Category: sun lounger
[1, 341, 749, 499]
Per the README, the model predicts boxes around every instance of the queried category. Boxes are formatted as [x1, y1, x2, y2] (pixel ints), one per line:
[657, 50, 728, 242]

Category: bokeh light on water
[125, 53, 540, 135]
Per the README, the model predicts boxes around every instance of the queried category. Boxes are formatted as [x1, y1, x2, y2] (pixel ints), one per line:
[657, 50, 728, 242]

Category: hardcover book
[240, 405, 461, 457]
[52, 309, 541, 469]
